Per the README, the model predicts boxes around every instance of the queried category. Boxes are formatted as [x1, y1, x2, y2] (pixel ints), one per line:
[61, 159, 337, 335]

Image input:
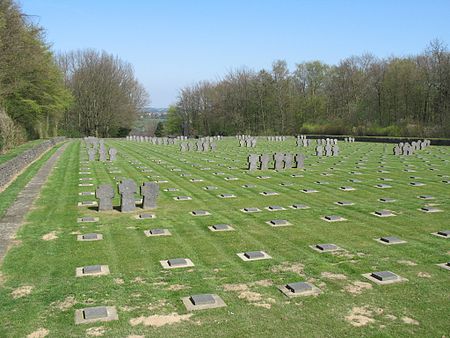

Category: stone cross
[141, 182, 159, 209]
[332, 145, 339, 156]
[325, 144, 332, 157]
[260, 154, 270, 170]
[96, 184, 115, 211]
[119, 179, 137, 212]
[239, 140, 245, 147]
[284, 153, 293, 169]
[88, 148, 96, 161]
[109, 148, 117, 161]
[248, 154, 259, 171]
[274, 153, 285, 170]
[294, 153, 305, 169]
[315, 145, 323, 156]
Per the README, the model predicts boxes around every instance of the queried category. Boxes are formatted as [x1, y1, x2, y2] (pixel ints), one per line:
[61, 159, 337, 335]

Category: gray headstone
[96, 184, 115, 211]
[274, 153, 284, 170]
[119, 179, 137, 212]
[248, 154, 259, 171]
[141, 182, 159, 209]
[109, 148, 117, 161]
[260, 154, 270, 170]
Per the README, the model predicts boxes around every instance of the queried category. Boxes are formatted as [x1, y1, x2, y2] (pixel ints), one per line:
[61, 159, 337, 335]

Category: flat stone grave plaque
[242, 184, 256, 188]
[83, 306, 108, 320]
[417, 195, 434, 200]
[79, 192, 95, 196]
[190, 178, 203, 182]
[279, 182, 294, 186]
[315, 181, 329, 185]
[78, 201, 97, 206]
[83, 265, 102, 274]
[219, 194, 236, 198]
[138, 213, 155, 219]
[349, 179, 362, 183]
[77, 217, 98, 223]
[224, 177, 238, 181]
[287, 282, 313, 293]
[150, 228, 166, 235]
[379, 236, 405, 244]
[290, 204, 309, 209]
[371, 271, 399, 281]
[241, 207, 261, 213]
[80, 233, 100, 241]
[79, 183, 94, 187]
[168, 258, 187, 267]
[315, 244, 339, 252]
[257, 176, 271, 180]
[190, 294, 216, 306]
[373, 210, 395, 217]
[211, 224, 232, 231]
[302, 189, 318, 193]
[375, 184, 392, 189]
[410, 182, 425, 186]
[340, 186, 355, 191]
[335, 201, 354, 206]
[420, 207, 442, 213]
[164, 188, 179, 192]
[204, 186, 218, 190]
[244, 251, 265, 259]
[436, 230, 450, 237]
[267, 219, 290, 226]
[379, 198, 396, 203]
[175, 196, 192, 201]
[291, 174, 303, 178]
[323, 215, 345, 222]
[267, 206, 285, 211]
[191, 210, 210, 216]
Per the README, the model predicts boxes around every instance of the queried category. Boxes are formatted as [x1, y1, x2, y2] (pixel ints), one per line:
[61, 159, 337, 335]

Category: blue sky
[21, 0, 450, 107]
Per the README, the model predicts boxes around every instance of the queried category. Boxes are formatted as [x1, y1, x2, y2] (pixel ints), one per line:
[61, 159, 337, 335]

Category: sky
[20, 0, 450, 107]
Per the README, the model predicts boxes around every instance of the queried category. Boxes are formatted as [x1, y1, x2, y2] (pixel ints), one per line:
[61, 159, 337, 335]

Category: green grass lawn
[0, 139, 46, 166]
[0, 138, 449, 337]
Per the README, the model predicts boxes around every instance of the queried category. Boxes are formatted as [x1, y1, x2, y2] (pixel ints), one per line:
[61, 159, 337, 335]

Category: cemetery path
[0, 141, 69, 264]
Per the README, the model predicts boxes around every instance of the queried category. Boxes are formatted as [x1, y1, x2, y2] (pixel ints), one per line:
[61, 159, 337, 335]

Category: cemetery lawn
[0, 138, 449, 337]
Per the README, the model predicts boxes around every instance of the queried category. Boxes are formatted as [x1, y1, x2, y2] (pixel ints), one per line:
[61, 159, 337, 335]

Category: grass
[0, 139, 46, 166]
[0, 138, 449, 337]
[0, 145, 61, 218]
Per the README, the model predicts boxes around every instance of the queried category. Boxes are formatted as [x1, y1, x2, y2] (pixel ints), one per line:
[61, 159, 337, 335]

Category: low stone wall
[0, 137, 65, 190]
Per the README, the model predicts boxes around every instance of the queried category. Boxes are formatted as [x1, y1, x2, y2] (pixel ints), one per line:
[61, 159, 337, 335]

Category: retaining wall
[0, 137, 65, 190]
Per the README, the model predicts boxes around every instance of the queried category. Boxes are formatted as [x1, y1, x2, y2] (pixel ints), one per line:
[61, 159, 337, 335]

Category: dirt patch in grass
[223, 283, 248, 292]
[27, 328, 49, 338]
[345, 306, 377, 327]
[130, 313, 193, 327]
[114, 278, 125, 285]
[250, 279, 273, 287]
[270, 262, 304, 276]
[402, 317, 419, 325]
[166, 284, 190, 291]
[148, 299, 167, 311]
[417, 272, 431, 278]
[86, 326, 106, 336]
[12, 285, 33, 299]
[385, 314, 397, 320]
[132, 277, 146, 284]
[52, 296, 76, 311]
[321, 272, 347, 280]
[397, 260, 417, 266]
[238, 290, 262, 302]
[42, 231, 58, 241]
[343, 281, 373, 295]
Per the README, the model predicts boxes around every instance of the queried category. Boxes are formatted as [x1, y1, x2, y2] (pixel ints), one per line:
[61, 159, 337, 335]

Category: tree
[0, 0, 72, 150]
[165, 105, 183, 135]
[58, 49, 149, 137]
[154, 121, 164, 137]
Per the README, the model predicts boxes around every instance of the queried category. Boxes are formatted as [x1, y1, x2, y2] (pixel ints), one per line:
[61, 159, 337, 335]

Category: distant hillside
[142, 107, 168, 119]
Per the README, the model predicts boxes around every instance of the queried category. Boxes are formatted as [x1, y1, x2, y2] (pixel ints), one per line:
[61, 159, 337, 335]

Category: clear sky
[20, 0, 450, 107]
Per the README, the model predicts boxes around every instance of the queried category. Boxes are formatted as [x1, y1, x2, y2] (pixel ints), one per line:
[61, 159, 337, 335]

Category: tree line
[0, 0, 148, 153]
[167, 41, 450, 137]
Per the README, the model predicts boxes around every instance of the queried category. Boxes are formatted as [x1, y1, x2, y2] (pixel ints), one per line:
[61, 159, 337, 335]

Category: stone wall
[0, 137, 65, 190]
